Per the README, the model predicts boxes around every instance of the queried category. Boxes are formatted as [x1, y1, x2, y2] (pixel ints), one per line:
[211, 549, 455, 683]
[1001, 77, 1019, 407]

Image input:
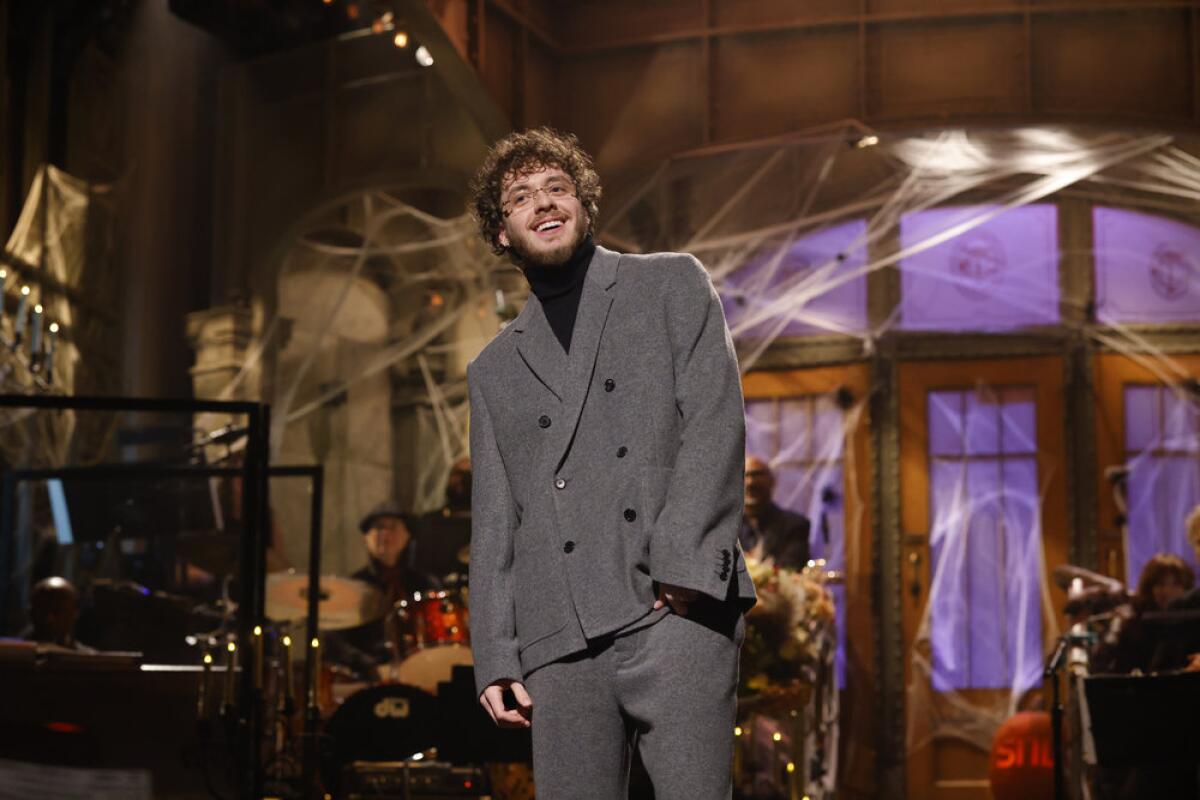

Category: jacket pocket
[517, 620, 568, 653]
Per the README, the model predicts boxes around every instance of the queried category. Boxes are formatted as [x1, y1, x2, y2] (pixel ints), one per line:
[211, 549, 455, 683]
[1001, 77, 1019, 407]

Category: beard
[506, 219, 589, 268]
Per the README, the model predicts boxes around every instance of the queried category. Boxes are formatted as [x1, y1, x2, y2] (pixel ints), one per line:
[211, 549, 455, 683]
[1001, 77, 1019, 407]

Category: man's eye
[510, 193, 529, 207]
[548, 185, 566, 195]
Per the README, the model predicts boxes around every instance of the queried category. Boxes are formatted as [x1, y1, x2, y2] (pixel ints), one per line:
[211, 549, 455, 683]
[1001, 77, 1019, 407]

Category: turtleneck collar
[522, 235, 595, 302]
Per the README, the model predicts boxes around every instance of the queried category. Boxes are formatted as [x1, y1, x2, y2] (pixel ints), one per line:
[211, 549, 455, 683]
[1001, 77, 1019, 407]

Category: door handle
[907, 551, 922, 599]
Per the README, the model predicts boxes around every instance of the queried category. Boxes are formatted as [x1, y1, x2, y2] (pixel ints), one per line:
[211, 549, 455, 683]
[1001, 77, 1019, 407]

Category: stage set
[2, 1, 1200, 798]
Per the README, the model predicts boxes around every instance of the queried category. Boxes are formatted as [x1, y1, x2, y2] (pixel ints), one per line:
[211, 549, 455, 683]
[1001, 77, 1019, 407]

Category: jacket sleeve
[648, 255, 746, 601]
[466, 363, 523, 696]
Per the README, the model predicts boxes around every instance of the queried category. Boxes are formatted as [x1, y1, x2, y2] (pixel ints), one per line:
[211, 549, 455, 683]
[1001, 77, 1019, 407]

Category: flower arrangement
[738, 557, 837, 698]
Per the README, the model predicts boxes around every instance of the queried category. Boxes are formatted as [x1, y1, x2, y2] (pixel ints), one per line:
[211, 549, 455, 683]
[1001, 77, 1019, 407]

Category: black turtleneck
[522, 236, 595, 353]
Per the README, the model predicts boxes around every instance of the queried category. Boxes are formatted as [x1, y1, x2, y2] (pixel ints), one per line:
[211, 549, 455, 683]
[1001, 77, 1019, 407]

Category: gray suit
[468, 245, 755, 797]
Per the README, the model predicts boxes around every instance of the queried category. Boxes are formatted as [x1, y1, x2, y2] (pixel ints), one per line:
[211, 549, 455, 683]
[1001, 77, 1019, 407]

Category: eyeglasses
[502, 179, 576, 216]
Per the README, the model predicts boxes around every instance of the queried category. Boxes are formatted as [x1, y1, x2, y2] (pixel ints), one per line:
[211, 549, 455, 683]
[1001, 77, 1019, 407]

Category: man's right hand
[479, 679, 533, 728]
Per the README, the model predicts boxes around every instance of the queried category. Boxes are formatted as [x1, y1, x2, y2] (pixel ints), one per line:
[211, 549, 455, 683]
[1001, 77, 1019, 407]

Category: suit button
[554, 478, 566, 490]
[563, 541, 575, 553]
[623, 508, 637, 522]
[538, 414, 551, 428]
[604, 378, 615, 392]
[617, 446, 628, 458]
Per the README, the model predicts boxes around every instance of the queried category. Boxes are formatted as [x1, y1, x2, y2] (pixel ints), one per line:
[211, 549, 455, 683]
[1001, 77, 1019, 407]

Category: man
[740, 456, 812, 570]
[412, 458, 473, 580]
[466, 128, 756, 799]
[325, 503, 438, 678]
[25, 576, 93, 651]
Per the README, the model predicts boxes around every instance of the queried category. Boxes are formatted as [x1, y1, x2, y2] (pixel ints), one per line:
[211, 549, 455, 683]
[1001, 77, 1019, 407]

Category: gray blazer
[467, 245, 756, 695]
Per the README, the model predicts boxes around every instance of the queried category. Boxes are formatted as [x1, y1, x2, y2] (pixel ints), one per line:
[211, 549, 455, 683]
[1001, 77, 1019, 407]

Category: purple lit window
[1094, 207, 1200, 324]
[927, 388, 1044, 693]
[746, 396, 848, 686]
[1122, 385, 1200, 584]
[720, 220, 868, 338]
[899, 204, 1060, 331]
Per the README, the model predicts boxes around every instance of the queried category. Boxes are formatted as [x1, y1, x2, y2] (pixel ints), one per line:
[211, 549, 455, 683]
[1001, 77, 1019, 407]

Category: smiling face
[497, 166, 589, 268]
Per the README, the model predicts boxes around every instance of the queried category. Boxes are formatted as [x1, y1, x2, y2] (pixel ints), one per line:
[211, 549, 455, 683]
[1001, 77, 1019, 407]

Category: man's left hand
[653, 584, 700, 615]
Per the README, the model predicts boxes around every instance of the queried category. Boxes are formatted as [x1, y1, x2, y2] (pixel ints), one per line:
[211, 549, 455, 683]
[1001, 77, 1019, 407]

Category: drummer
[325, 502, 440, 679]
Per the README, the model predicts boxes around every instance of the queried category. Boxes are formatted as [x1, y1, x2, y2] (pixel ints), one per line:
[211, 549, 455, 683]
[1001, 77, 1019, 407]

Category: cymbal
[265, 571, 385, 630]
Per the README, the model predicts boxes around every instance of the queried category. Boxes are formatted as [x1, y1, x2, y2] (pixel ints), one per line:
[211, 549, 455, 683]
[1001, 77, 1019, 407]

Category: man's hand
[479, 679, 533, 728]
[653, 583, 700, 616]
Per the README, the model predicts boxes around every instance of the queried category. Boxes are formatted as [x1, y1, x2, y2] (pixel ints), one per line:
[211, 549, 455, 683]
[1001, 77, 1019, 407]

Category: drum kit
[254, 566, 484, 797]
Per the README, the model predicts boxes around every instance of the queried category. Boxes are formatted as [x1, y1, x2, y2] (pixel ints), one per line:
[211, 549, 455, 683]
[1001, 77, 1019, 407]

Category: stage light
[48, 322, 59, 333]
[20, 285, 30, 296]
[786, 762, 795, 773]
[415, 45, 434, 67]
[346, 3, 359, 19]
[33, 303, 42, 314]
[855, 134, 879, 149]
[772, 732, 782, 742]
[393, 31, 409, 48]
[322, 0, 333, 4]
[733, 726, 743, 736]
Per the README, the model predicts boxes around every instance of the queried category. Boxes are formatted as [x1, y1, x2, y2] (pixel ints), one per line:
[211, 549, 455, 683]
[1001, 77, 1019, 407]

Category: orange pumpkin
[988, 711, 1054, 800]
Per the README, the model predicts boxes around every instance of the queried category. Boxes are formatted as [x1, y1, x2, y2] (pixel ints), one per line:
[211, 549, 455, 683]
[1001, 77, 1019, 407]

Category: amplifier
[343, 760, 489, 799]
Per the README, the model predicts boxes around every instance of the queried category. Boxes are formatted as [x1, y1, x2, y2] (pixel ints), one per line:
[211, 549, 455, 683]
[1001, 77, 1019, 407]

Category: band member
[466, 128, 755, 799]
[739, 456, 812, 570]
[412, 458, 473, 580]
[324, 503, 438, 678]
[25, 576, 94, 651]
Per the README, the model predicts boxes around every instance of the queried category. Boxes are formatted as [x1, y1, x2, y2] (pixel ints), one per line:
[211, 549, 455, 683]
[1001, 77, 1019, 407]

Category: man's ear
[497, 227, 510, 248]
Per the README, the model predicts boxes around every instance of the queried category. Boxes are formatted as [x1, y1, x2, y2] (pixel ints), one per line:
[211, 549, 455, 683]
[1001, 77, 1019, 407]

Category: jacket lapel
[544, 246, 620, 472]
[513, 296, 568, 402]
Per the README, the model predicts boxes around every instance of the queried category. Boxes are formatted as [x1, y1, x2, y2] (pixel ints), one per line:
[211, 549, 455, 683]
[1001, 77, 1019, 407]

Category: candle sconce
[0, 276, 63, 390]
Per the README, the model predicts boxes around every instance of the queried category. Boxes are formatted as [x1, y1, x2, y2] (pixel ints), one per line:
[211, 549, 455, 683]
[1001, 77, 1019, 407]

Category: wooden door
[899, 357, 1069, 800]
[742, 364, 875, 799]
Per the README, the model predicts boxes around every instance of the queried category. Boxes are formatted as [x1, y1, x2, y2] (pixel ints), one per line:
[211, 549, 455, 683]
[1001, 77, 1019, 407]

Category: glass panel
[1000, 387, 1037, 454]
[744, 400, 778, 461]
[778, 398, 813, 463]
[1094, 206, 1200, 324]
[1123, 385, 1160, 453]
[720, 219, 869, 338]
[898, 204, 1060, 331]
[1162, 388, 1199, 452]
[929, 391, 965, 456]
[964, 390, 1002, 457]
[812, 393, 845, 463]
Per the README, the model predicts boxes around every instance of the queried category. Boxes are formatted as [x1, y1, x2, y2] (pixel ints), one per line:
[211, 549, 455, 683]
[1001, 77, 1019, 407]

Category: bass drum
[379, 643, 474, 695]
[321, 683, 439, 795]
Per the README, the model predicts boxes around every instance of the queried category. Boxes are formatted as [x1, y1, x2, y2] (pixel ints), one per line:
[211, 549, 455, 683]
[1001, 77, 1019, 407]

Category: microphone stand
[1043, 626, 1097, 800]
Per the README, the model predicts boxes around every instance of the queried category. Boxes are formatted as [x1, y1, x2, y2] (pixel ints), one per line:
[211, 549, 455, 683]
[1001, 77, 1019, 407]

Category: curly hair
[469, 127, 602, 256]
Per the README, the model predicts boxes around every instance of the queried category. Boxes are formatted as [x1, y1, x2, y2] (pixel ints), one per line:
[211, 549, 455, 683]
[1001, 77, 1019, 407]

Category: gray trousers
[524, 601, 744, 800]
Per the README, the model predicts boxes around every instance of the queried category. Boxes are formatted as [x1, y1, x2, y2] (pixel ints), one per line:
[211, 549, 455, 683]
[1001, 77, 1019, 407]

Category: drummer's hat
[358, 502, 411, 533]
